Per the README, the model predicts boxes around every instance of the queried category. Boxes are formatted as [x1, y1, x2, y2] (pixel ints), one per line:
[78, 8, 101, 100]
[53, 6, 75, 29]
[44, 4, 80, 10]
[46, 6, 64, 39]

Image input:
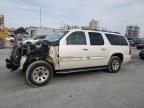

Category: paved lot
[0, 48, 144, 108]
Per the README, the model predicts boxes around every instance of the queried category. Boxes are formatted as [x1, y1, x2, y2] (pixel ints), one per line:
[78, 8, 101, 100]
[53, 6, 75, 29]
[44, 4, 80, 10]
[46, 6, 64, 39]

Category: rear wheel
[107, 56, 121, 73]
[25, 61, 53, 87]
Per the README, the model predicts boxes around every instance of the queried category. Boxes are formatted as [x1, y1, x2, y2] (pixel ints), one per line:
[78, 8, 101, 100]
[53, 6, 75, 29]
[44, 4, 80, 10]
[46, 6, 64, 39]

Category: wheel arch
[23, 55, 55, 72]
[110, 53, 123, 62]
[45, 55, 55, 71]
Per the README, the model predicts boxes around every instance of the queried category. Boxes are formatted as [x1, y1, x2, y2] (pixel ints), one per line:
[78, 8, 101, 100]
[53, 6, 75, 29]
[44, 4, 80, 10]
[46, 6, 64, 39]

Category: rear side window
[88, 32, 104, 45]
[66, 31, 86, 45]
[105, 34, 128, 46]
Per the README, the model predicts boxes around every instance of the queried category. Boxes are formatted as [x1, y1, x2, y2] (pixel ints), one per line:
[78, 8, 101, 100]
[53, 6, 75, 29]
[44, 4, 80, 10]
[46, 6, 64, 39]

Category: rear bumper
[123, 55, 131, 63]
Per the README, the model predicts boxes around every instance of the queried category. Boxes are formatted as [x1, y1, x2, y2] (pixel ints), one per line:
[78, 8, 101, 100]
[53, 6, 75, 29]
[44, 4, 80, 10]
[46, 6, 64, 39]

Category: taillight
[129, 45, 131, 55]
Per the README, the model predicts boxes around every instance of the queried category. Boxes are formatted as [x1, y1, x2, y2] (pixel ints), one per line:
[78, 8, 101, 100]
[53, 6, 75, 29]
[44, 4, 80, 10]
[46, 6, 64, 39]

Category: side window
[88, 32, 104, 45]
[105, 34, 128, 46]
[66, 31, 86, 45]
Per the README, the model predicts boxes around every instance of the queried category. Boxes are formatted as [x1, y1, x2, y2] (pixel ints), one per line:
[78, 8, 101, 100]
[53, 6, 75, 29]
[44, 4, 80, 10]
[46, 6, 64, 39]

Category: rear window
[105, 34, 128, 46]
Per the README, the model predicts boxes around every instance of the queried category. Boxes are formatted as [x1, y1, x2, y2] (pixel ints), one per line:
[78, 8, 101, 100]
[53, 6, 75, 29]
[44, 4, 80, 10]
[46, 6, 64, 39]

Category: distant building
[89, 19, 98, 30]
[8, 27, 16, 32]
[0, 15, 4, 30]
[81, 19, 98, 30]
[59, 24, 80, 30]
[126, 25, 140, 39]
[26, 26, 55, 37]
[81, 26, 90, 30]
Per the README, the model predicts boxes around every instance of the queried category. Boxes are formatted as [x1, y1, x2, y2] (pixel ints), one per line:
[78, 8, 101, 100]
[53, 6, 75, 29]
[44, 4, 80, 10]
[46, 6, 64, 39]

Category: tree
[14, 27, 26, 34]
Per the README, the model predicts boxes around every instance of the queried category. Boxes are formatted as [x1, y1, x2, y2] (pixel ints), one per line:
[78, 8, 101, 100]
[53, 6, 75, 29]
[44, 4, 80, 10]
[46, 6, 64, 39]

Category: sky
[0, 0, 144, 37]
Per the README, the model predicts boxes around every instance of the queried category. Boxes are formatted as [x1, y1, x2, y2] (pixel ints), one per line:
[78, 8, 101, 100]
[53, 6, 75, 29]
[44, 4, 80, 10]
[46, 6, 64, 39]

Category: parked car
[136, 43, 144, 49]
[139, 49, 144, 60]
[133, 38, 142, 45]
[6, 30, 131, 87]
[22, 35, 49, 44]
[128, 40, 135, 47]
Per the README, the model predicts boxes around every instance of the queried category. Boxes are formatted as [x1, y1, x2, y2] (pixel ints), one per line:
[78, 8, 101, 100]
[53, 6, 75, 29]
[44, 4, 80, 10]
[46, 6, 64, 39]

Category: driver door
[59, 31, 88, 70]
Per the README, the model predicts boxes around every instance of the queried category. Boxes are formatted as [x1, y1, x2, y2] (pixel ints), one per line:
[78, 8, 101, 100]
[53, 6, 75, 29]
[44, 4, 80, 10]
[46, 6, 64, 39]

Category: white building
[81, 19, 98, 30]
[126, 25, 140, 39]
[0, 15, 4, 30]
[89, 19, 98, 30]
[26, 26, 55, 37]
[59, 24, 80, 30]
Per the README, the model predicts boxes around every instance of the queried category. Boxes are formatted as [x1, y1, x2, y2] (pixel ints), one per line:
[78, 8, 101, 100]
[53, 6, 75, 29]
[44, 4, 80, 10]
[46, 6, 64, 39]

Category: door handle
[82, 48, 88, 51]
[101, 48, 107, 51]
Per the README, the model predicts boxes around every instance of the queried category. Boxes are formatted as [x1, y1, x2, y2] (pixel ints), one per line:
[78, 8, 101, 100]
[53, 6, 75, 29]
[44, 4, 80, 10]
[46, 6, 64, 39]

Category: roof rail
[81, 29, 121, 34]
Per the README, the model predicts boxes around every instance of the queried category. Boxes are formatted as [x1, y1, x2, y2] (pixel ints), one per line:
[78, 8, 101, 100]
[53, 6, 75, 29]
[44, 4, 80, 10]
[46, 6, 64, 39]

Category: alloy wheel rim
[32, 66, 49, 83]
[112, 60, 120, 71]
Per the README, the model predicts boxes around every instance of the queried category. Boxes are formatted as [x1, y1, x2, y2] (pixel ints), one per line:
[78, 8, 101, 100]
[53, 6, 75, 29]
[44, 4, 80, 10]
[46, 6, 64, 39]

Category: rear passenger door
[87, 32, 109, 67]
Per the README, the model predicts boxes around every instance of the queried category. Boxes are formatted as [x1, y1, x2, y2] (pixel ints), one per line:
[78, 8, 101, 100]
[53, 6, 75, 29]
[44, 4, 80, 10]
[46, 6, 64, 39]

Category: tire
[139, 52, 144, 60]
[25, 61, 53, 87]
[0, 37, 5, 49]
[140, 56, 144, 60]
[107, 56, 122, 73]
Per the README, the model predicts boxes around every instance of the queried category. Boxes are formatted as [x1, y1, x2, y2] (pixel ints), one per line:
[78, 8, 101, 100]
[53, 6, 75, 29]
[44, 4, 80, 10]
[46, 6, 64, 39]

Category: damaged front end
[6, 40, 50, 71]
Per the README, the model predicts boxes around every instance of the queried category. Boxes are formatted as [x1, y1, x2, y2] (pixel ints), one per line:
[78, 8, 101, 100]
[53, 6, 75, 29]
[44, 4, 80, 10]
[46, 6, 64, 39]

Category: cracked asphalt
[0, 48, 144, 108]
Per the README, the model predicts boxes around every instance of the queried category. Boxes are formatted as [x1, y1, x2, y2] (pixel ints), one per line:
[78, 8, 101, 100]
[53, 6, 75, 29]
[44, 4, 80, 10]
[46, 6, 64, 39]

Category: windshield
[44, 31, 68, 42]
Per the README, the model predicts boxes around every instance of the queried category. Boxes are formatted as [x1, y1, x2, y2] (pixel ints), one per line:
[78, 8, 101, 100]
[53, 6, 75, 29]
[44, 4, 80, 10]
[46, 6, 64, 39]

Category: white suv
[6, 30, 131, 87]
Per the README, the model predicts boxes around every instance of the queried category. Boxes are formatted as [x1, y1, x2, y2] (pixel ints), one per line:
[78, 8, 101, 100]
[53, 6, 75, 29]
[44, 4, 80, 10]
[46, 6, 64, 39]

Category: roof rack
[81, 28, 121, 34]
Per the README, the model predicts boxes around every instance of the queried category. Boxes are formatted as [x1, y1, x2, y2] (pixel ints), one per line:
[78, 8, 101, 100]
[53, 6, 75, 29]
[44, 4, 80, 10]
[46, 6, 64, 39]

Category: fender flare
[46, 55, 55, 70]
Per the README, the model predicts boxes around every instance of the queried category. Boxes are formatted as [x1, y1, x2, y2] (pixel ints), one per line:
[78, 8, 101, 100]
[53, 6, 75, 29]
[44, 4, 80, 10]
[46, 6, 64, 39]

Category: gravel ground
[0, 48, 144, 108]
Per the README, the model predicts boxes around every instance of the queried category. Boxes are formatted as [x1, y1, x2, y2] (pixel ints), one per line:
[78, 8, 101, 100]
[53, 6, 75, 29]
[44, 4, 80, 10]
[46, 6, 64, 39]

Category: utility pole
[40, 7, 41, 27]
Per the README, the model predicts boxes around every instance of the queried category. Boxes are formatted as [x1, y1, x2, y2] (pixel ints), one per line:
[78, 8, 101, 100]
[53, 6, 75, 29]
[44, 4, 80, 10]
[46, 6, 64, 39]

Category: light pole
[40, 7, 42, 27]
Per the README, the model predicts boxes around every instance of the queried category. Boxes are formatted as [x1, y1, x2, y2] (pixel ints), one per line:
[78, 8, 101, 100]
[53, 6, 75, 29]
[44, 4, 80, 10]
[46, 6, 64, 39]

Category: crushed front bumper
[5, 58, 20, 70]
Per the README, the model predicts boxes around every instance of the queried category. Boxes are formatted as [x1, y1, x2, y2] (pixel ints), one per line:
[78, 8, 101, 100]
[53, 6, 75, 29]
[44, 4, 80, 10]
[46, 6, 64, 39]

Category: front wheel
[107, 56, 122, 73]
[25, 61, 53, 87]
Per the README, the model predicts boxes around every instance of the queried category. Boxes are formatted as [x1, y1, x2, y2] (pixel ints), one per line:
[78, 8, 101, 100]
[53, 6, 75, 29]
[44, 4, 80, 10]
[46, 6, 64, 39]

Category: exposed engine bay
[6, 40, 50, 71]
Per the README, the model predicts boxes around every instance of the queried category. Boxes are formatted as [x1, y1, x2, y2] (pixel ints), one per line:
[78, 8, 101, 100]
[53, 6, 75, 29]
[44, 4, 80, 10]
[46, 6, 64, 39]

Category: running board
[56, 66, 107, 74]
